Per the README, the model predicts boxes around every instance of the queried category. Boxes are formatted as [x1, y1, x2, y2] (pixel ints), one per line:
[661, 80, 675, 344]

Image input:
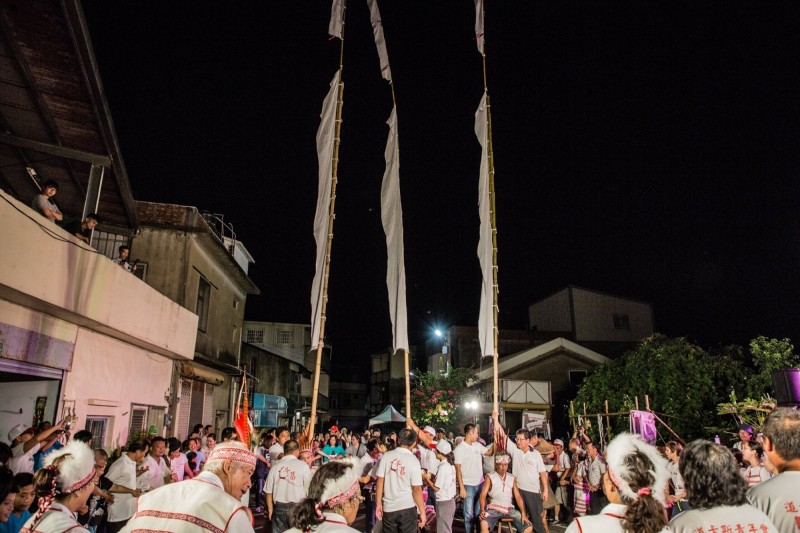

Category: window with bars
[245, 329, 264, 344]
[196, 278, 211, 332]
[129, 405, 148, 437]
[85, 417, 109, 449]
[613, 314, 631, 330]
[276, 329, 293, 345]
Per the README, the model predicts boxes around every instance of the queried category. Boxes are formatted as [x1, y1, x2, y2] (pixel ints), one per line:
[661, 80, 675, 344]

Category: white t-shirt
[376, 446, 423, 513]
[566, 502, 669, 533]
[454, 441, 487, 486]
[170, 453, 189, 481]
[269, 442, 285, 464]
[142, 454, 170, 490]
[358, 453, 377, 490]
[743, 464, 772, 487]
[434, 461, 456, 502]
[505, 438, 546, 493]
[670, 503, 780, 533]
[747, 471, 800, 533]
[264, 455, 312, 503]
[9, 442, 40, 474]
[106, 453, 139, 523]
[667, 461, 685, 497]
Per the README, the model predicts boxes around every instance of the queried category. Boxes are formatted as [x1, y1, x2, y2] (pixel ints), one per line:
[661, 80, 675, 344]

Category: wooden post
[645, 395, 651, 411]
[604, 400, 611, 434]
[635, 396, 639, 411]
[404, 349, 411, 420]
[570, 401, 576, 434]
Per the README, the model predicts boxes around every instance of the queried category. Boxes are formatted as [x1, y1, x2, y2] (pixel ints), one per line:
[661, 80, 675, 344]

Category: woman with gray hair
[669, 440, 778, 533]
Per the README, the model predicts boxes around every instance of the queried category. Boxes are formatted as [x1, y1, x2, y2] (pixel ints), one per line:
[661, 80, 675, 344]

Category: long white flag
[380, 107, 408, 352]
[475, 91, 495, 357]
[310, 71, 341, 348]
[329, 0, 346, 40]
[367, 0, 392, 82]
[474, 0, 485, 54]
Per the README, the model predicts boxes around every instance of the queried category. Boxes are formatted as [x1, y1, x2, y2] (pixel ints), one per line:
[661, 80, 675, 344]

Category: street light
[464, 399, 479, 424]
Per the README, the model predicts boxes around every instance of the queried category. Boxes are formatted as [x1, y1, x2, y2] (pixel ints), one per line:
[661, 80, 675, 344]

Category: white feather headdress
[43, 440, 95, 494]
[319, 458, 360, 508]
[605, 433, 670, 506]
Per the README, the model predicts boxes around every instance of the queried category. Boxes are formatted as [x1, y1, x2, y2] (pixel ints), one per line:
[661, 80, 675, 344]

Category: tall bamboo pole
[309, 15, 347, 440]
[481, 35, 500, 415]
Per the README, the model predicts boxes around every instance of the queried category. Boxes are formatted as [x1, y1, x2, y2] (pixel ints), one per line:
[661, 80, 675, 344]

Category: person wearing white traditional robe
[20, 440, 96, 533]
[119, 441, 256, 533]
[565, 433, 670, 533]
[285, 459, 363, 533]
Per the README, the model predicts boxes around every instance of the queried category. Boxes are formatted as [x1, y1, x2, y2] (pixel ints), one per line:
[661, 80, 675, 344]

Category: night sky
[81, 2, 800, 380]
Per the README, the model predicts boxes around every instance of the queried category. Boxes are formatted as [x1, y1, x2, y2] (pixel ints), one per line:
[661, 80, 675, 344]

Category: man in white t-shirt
[493, 411, 548, 533]
[141, 437, 171, 491]
[747, 407, 800, 533]
[454, 423, 492, 533]
[376, 428, 426, 533]
[7, 419, 67, 474]
[270, 426, 290, 464]
[106, 439, 150, 533]
[551, 439, 571, 525]
[265, 439, 312, 533]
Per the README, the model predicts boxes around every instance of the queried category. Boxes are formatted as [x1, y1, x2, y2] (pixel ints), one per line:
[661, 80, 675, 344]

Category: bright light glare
[435, 329, 442, 337]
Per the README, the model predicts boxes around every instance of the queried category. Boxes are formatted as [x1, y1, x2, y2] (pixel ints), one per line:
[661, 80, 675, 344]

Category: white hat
[206, 440, 257, 468]
[436, 440, 452, 455]
[8, 423, 31, 442]
[423, 426, 436, 437]
[553, 439, 564, 446]
[605, 433, 670, 506]
[319, 458, 361, 508]
[44, 440, 96, 494]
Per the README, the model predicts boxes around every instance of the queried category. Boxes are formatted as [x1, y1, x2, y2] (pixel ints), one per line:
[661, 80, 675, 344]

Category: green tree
[574, 334, 723, 441]
[410, 367, 476, 428]
[745, 336, 800, 398]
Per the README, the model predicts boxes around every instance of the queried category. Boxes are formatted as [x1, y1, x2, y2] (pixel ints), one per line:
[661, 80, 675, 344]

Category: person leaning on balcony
[30, 180, 62, 222]
[64, 212, 101, 244]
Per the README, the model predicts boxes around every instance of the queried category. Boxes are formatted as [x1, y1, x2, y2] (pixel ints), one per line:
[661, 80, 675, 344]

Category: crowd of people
[1, 406, 797, 533]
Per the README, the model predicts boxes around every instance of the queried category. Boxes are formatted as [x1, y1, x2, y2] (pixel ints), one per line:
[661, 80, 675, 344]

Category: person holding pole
[492, 411, 548, 533]
[375, 428, 426, 533]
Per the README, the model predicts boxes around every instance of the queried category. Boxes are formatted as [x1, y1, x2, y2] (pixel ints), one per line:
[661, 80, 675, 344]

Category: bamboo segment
[404, 349, 411, 420]
[310, 17, 347, 441]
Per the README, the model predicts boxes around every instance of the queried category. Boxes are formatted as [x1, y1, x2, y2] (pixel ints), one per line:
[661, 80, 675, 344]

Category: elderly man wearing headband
[478, 451, 533, 533]
[120, 441, 256, 533]
[565, 433, 670, 533]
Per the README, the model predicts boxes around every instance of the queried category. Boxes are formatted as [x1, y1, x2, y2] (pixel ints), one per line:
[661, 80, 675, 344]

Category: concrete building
[370, 347, 418, 417]
[132, 203, 259, 439]
[473, 337, 611, 438]
[425, 326, 533, 373]
[0, 191, 198, 449]
[528, 286, 655, 357]
[0, 0, 199, 450]
[329, 381, 369, 432]
[241, 321, 331, 432]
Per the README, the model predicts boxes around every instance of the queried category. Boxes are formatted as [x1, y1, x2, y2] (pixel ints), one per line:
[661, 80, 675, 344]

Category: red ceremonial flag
[234, 373, 251, 447]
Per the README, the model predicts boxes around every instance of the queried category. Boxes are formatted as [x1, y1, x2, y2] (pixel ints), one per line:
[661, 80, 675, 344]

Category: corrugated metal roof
[0, 0, 138, 232]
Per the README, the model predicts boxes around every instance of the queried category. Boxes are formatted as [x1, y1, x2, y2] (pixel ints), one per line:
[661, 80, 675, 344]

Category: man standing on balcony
[30, 180, 62, 222]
